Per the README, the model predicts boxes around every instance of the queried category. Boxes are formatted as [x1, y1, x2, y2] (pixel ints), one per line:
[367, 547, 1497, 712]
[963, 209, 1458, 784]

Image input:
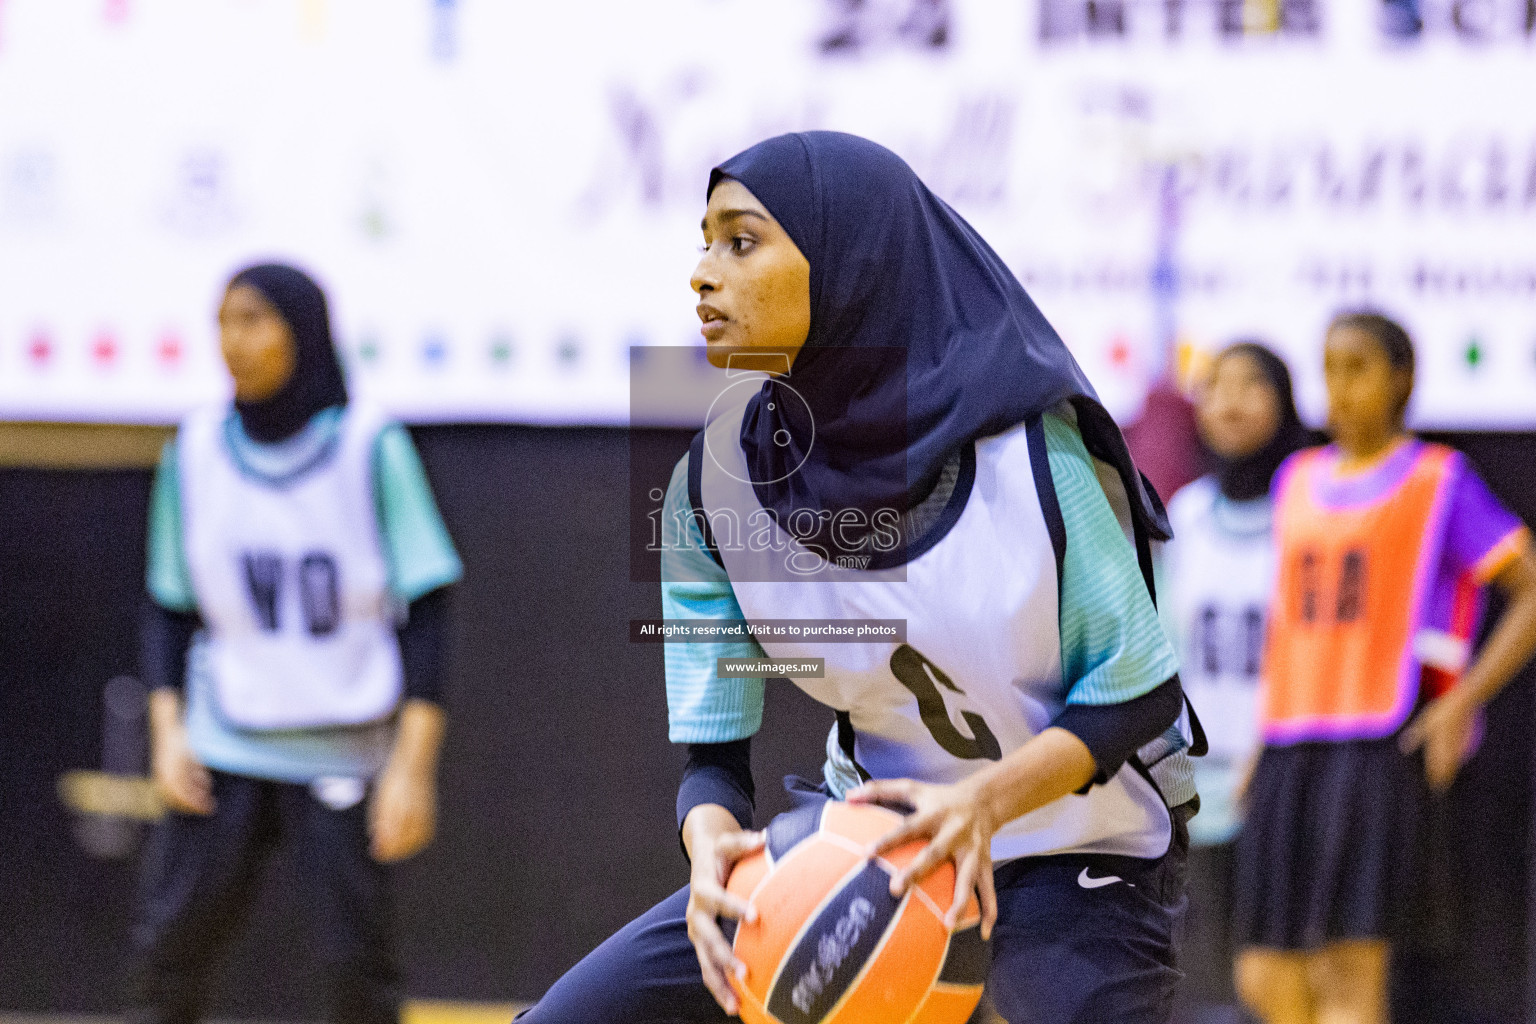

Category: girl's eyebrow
[701, 209, 769, 230]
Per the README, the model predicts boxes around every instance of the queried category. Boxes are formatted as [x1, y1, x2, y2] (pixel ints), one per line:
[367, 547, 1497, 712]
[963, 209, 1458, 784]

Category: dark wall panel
[0, 468, 151, 1010]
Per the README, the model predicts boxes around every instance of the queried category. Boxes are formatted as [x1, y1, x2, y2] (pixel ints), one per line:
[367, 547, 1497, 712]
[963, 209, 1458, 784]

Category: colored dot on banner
[431, 0, 458, 62]
[422, 335, 448, 367]
[360, 206, 390, 241]
[158, 332, 183, 367]
[357, 337, 381, 363]
[489, 335, 514, 366]
[1108, 335, 1132, 371]
[27, 331, 53, 366]
[557, 338, 581, 367]
[103, 0, 129, 25]
[1464, 337, 1482, 369]
[92, 331, 118, 366]
[299, 0, 326, 40]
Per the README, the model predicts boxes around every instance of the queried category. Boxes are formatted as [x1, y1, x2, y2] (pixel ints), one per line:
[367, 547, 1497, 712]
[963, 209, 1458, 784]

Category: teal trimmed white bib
[699, 389, 1172, 861]
[179, 402, 403, 731]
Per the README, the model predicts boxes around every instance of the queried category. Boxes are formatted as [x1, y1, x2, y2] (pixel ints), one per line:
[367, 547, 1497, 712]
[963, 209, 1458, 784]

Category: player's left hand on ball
[368, 764, 437, 862]
[848, 777, 998, 940]
[1400, 691, 1478, 792]
[685, 825, 764, 1017]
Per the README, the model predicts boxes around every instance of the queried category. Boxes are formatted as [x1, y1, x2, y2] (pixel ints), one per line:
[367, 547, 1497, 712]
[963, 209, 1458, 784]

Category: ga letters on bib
[1262, 442, 1529, 744]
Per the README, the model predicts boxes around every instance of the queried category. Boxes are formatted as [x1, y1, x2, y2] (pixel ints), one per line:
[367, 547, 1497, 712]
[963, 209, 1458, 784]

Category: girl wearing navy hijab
[518, 133, 1198, 1024]
[1160, 342, 1311, 1013]
[126, 263, 463, 1024]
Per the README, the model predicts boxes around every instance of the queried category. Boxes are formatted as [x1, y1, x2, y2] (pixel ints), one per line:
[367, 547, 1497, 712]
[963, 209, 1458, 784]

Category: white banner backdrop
[0, 0, 1532, 426]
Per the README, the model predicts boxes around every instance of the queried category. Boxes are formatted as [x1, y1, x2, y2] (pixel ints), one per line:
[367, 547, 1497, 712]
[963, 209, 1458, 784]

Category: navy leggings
[519, 812, 1188, 1024]
[124, 771, 401, 1024]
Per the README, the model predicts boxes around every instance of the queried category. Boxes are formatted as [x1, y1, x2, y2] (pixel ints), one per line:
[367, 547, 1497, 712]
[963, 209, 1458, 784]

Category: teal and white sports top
[663, 402, 1189, 858]
[147, 405, 462, 783]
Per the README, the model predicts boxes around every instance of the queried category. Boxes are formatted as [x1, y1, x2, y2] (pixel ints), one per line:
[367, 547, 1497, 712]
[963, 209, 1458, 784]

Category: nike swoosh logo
[1078, 867, 1122, 889]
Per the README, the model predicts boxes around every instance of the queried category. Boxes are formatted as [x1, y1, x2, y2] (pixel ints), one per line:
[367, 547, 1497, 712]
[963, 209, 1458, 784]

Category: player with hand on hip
[1233, 312, 1536, 1024]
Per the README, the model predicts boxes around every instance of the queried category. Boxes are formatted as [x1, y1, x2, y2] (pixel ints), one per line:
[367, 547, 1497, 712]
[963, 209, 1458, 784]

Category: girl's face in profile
[1323, 325, 1411, 451]
[219, 284, 296, 402]
[1198, 350, 1282, 461]
[691, 179, 811, 371]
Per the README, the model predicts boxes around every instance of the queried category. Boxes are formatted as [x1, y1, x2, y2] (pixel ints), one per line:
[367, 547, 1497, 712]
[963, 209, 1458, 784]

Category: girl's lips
[697, 301, 728, 341]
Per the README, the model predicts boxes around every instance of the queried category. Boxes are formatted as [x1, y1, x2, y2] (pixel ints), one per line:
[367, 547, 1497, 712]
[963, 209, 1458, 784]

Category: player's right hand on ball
[151, 725, 215, 816]
[684, 822, 764, 1017]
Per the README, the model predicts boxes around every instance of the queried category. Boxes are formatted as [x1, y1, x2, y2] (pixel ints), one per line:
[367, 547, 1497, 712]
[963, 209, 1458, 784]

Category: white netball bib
[179, 403, 404, 731]
[1163, 477, 1272, 765]
[699, 391, 1171, 861]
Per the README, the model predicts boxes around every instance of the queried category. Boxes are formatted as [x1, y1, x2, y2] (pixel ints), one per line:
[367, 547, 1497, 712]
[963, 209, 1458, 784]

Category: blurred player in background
[127, 263, 463, 1024]
[1233, 312, 1536, 1024]
[1159, 342, 1311, 1013]
[518, 132, 1200, 1024]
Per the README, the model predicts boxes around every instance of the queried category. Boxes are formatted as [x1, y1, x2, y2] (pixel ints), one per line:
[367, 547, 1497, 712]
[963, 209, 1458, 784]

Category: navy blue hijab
[228, 263, 348, 443]
[710, 132, 1169, 551]
[1209, 341, 1312, 502]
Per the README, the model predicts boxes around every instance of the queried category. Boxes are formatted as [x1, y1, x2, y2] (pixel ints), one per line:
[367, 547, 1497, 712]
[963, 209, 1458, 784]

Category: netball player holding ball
[127, 264, 463, 1024]
[1160, 343, 1310, 1009]
[1234, 313, 1536, 1024]
[519, 132, 1200, 1023]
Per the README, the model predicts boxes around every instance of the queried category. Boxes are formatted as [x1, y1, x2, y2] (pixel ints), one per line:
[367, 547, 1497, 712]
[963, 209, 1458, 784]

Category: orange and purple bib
[1261, 441, 1528, 744]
